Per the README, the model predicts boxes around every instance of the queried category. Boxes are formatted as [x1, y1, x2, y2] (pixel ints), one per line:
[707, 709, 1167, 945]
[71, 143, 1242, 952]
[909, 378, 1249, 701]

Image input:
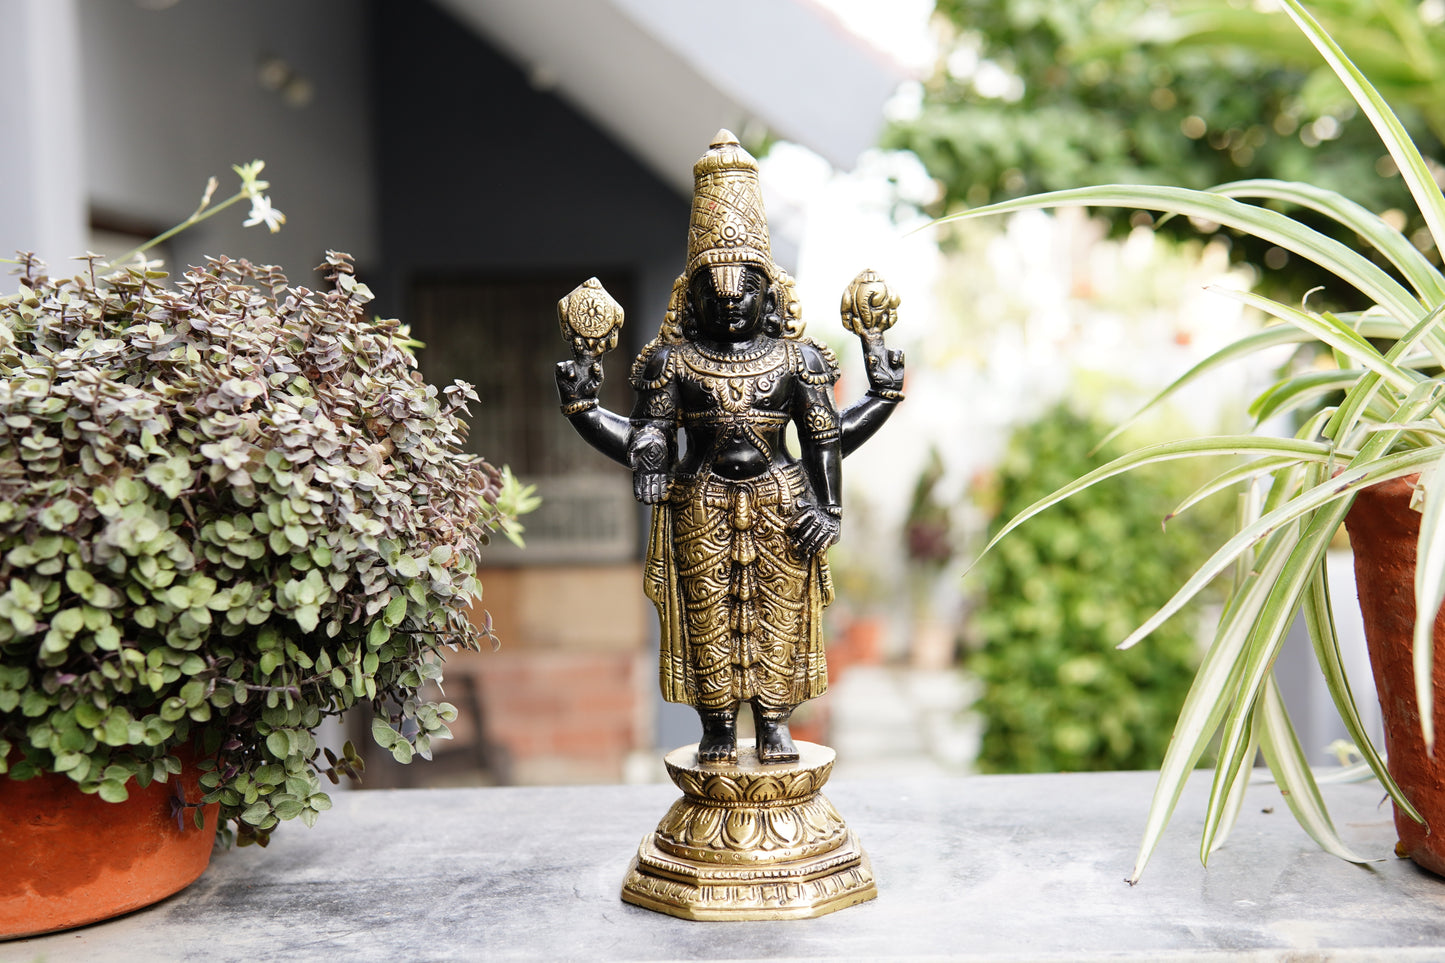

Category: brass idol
[554, 130, 904, 920]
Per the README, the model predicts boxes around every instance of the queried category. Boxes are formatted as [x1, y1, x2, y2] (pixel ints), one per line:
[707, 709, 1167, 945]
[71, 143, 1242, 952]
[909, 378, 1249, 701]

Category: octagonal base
[621, 740, 877, 920]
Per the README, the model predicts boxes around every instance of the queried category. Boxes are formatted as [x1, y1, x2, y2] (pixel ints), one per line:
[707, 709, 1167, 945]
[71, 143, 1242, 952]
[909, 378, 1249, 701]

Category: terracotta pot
[0, 755, 218, 939]
[1345, 473, 1445, 875]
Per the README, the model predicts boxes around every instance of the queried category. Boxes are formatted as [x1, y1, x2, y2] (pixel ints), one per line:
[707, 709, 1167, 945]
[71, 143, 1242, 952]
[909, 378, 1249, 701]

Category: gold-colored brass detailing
[621, 741, 876, 920]
[659, 467, 828, 711]
[552, 130, 905, 922]
[686, 130, 776, 293]
[557, 277, 624, 359]
[840, 268, 900, 338]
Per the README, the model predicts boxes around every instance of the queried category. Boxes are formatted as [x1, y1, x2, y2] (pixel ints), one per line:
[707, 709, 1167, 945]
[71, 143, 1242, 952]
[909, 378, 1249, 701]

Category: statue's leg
[696, 706, 738, 764]
[752, 701, 799, 764]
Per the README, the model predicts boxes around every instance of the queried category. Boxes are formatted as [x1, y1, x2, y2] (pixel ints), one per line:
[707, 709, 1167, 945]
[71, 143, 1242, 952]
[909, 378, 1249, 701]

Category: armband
[561, 398, 598, 416]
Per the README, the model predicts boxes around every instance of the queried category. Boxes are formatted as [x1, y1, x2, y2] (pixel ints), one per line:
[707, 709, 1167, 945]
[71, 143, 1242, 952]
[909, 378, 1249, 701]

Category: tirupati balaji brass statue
[555, 130, 903, 920]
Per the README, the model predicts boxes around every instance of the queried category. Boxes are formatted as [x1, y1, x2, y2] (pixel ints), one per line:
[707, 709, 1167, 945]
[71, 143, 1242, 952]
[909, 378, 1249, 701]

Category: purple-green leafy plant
[0, 248, 528, 845]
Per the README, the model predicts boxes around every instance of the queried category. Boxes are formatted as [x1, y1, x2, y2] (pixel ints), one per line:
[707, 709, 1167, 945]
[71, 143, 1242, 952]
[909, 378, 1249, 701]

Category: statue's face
[690, 265, 769, 343]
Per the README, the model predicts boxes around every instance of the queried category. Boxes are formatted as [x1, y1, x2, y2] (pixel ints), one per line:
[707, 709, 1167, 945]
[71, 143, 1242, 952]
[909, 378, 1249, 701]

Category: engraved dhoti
[645, 465, 832, 709]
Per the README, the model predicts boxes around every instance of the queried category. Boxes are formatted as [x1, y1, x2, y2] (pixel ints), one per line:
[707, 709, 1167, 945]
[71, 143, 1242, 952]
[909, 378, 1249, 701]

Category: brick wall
[354, 563, 651, 788]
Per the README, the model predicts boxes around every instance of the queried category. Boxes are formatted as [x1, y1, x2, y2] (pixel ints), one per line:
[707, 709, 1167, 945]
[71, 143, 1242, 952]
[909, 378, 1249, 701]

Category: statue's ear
[762, 285, 783, 337]
[679, 295, 699, 341]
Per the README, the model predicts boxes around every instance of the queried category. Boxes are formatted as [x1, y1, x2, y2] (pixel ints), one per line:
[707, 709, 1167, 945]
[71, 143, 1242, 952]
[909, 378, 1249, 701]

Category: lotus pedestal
[621, 740, 876, 920]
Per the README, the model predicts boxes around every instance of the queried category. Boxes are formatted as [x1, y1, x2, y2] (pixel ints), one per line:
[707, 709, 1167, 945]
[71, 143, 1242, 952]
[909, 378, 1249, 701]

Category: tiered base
[621, 740, 876, 920]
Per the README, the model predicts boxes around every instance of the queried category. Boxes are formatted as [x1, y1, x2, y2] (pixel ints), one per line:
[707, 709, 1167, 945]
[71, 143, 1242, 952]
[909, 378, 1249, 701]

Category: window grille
[409, 274, 637, 563]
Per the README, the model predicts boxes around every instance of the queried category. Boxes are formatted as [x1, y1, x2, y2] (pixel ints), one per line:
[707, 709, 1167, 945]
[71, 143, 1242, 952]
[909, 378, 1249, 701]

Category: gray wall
[0, 0, 87, 267]
[367, 0, 688, 340]
[78, 0, 377, 278]
[367, 0, 694, 750]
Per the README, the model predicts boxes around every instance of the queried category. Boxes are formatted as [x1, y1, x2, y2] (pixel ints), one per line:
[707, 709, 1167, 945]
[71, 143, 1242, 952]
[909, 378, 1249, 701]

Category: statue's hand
[629, 425, 670, 505]
[788, 500, 841, 557]
[633, 472, 670, 505]
[555, 358, 603, 407]
[862, 335, 905, 393]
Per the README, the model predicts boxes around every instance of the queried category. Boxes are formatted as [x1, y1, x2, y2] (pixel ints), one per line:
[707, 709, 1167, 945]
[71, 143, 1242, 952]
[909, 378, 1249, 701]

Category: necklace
[692, 338, 775, 363]
[682, 340, 787, 414]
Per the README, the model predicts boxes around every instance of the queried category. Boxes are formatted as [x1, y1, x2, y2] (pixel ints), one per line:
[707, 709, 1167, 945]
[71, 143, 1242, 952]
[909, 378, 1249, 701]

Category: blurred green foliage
[967, 405, 1227, 772]
[887, 0, 1445, 301]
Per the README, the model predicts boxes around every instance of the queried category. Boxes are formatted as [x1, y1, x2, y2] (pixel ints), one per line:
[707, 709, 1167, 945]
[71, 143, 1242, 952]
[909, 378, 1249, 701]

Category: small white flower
[244, 194, 287, 233]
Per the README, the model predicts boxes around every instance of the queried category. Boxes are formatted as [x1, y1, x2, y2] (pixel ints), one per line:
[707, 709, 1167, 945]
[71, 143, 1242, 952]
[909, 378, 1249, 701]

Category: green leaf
[98, 780, 130, 803]
[266, 730, 292, 758]
[1257, 675, 1370, 865]
[968, 436, 1348, 576]
[941, 184, 1426, 325]
[1301, 561, 1421, 824]
[1125, 381, 1445, 880]
[371, 716, 396, 749]
[1200, 701, 1258, 863]
[1126, 519, 1295, 883]
[1249, 370, 1371, 427]
[383, 594, 407, 627]
[1117, 446, 1439, 652]
[1168, 457, 1298, 522]
[52, 607, 85, 636]
[1413, 451, 1445, 751]
[294, 604, 320, 634]
[75, 700, 104, 728]
[1278, 0, 1445, 261]
[272, 797, 305, 820]
[240, 801, 272, 826]
[1211, 179, 1445, 307]
[1210, 290, 1422, 398]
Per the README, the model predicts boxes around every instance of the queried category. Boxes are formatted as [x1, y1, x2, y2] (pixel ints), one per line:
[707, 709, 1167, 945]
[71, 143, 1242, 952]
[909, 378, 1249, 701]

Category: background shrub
[967, 404, 1227, 772]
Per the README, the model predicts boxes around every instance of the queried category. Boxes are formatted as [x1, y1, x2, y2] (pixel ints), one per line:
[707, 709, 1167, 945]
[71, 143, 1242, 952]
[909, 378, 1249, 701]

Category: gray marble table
[7, 771, 1445, 961]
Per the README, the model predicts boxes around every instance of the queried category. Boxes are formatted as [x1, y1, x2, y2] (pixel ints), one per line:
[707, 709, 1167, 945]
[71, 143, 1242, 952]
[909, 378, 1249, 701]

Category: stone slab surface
[8, 771, 1445, 961]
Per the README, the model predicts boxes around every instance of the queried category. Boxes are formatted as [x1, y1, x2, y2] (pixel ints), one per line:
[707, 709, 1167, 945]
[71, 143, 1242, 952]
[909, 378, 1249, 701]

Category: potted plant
[0, 166, 531, 936]
[951, 0, 1445, 883]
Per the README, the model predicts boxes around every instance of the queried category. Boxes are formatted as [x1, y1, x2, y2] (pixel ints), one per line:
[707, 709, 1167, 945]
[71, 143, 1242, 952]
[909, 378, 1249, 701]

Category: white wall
[0, 0, 87, 267]
[78, 0, 377, 279]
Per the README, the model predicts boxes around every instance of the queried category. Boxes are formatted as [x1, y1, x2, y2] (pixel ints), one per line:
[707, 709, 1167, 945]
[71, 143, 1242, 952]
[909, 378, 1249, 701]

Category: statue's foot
[753, 704, 799, 765]
[697, 708, 738, 764]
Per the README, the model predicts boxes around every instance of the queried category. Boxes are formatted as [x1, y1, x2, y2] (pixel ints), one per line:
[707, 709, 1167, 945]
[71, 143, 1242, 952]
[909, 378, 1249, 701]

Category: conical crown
[686, 129, 775, 297]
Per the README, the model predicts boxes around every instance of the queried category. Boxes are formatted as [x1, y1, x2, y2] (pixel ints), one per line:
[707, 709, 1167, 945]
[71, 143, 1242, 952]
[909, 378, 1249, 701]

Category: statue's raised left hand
[862, 334, 905, 393]
[788, 500, 841, 557]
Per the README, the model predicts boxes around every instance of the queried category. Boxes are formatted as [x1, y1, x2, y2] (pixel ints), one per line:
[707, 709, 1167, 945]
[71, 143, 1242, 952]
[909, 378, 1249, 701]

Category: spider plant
[948, 0, 1445, 883]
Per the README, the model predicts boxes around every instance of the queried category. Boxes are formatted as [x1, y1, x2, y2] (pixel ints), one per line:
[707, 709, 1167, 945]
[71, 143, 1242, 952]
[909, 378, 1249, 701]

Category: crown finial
[711, 129, 740, 148]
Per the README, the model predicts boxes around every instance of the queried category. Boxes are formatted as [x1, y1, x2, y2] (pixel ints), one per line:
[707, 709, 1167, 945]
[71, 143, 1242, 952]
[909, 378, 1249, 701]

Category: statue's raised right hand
[555, 358, 603, 407]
